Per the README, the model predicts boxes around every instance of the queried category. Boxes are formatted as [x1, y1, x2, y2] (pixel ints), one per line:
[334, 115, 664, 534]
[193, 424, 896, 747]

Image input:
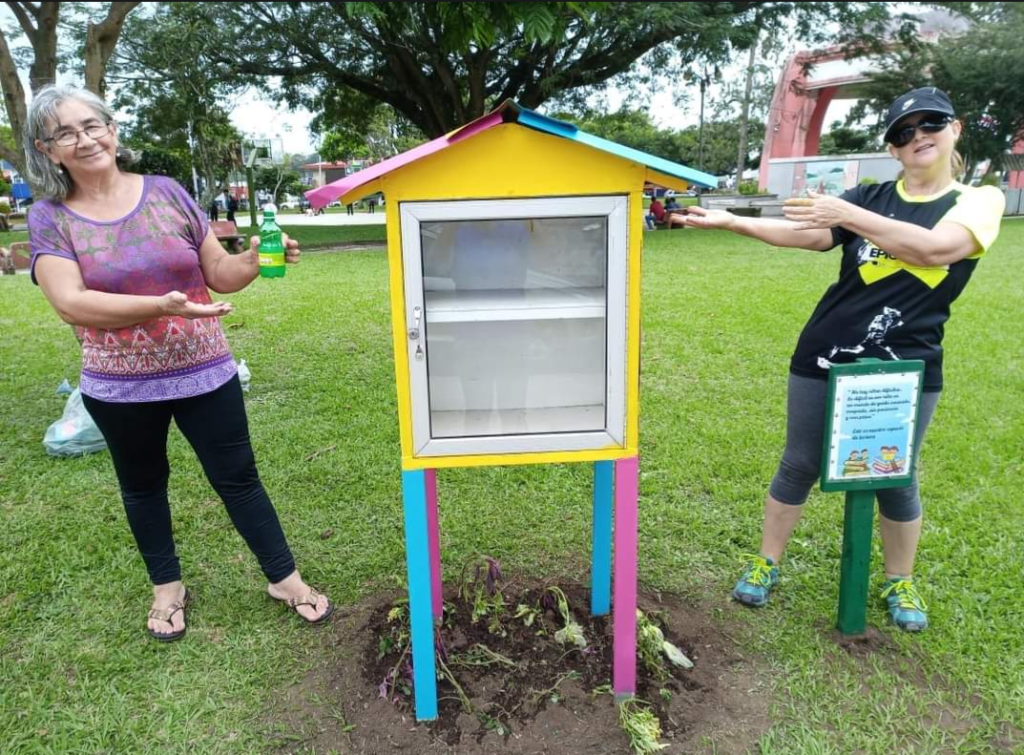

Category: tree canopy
[555, 108, 762, 176]
[202, 2, 925, 139]
[846, 2, 1024, 178]
[107, 3, 243, 198]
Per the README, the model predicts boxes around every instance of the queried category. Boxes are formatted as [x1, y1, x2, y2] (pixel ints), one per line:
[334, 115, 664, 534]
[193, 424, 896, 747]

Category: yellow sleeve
[939, 185, 1006, 258]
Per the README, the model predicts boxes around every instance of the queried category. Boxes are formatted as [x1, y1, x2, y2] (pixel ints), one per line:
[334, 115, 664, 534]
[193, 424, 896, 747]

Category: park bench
[210, 220, 244, 253]
[7, 241, 31, 271]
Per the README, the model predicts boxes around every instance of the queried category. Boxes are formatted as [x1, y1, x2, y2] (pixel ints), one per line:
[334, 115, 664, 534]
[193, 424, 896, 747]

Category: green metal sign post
[820, 359, 925, 636]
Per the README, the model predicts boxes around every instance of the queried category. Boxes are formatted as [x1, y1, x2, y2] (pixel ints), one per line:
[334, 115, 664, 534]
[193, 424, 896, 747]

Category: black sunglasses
[888, 114, 954, 148]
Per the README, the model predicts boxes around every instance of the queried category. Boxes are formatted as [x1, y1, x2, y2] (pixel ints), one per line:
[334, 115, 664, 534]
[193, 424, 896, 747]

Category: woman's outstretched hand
[678, 205, 738, 230]
[159, 291, 233, 319]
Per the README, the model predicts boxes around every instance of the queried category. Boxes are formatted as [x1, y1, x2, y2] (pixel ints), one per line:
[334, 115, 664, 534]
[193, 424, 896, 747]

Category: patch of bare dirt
[265, 582, 771, 755]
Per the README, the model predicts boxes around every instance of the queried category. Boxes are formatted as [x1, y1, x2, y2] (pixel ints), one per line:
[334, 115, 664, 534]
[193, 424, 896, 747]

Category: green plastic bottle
[258, 204, 286, 278]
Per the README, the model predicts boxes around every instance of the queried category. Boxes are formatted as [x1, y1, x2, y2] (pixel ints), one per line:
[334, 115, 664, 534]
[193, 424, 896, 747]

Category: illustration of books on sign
[871, 446, 905, 475]
[842, 449, 870, 476]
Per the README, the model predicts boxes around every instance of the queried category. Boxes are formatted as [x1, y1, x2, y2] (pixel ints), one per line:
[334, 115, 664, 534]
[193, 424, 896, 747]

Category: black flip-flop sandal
[147, 589, 192, 642]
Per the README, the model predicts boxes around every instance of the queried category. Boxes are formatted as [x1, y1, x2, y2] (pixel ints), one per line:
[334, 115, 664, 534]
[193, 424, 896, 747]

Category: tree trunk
[0, 1, 139, 197]
[736, 33, 760, 183]
[0, 27, 28, 176]
[84, 2, 141, 98]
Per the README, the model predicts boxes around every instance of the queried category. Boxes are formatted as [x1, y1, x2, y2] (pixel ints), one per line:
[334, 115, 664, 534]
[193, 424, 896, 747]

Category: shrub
[737, 180, 760, 195]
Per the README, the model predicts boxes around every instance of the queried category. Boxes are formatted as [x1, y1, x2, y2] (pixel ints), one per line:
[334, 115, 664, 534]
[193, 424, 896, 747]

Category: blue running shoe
[880, 577, 928, 632]
[732, 554, 779, 607]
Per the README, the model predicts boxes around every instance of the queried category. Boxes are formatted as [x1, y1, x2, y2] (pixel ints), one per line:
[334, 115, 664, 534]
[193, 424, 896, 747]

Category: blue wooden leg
[591, 460, 614, 616]
[402, 470, 438, 720]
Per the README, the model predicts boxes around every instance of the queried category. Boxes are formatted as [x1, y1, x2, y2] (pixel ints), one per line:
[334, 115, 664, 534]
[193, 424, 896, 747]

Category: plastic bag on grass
[237, 359, 251, 392]
[43, 388, 107, 457]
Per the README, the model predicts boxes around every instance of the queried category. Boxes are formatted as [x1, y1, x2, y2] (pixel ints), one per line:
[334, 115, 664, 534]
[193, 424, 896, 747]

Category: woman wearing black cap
[680, 87, 1005, 632]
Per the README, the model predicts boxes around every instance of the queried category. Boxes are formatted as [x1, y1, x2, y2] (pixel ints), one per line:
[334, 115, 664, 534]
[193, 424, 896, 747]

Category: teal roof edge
[514, 105, 718, 189]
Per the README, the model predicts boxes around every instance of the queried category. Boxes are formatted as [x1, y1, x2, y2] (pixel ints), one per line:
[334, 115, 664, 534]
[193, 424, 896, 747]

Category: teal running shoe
[732, 554, 779, 608]
[880, 577, 928, 632]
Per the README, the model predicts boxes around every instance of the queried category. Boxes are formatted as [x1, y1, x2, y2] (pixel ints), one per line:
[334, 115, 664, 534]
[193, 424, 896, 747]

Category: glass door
[400, 196, 629, 457]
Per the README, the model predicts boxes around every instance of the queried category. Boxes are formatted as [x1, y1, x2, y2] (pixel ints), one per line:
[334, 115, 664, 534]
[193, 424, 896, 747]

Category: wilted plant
[619, 699, 667, 754]
[459, 555, 507, 635]
[636, 610, 693, 681]
[514, 603, 540, 628]
[543, 586, 587, 649]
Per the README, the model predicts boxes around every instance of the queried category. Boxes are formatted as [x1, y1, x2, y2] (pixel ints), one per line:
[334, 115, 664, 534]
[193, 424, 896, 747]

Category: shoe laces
[741, 554, 774, 588]
[881, 579, 927, 611]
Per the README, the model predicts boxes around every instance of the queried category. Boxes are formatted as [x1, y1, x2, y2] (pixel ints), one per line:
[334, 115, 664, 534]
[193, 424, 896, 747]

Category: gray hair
[22, 84, 136, 201]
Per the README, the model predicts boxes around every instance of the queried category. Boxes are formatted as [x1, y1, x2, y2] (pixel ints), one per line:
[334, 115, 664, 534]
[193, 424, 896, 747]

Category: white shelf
[425, 288, 605, 323]
[430, 404, 605, 437]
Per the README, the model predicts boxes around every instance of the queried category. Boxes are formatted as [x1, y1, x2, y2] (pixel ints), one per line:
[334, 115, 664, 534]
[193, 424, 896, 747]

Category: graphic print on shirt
[816, 306, 904, 369]
[856, 238, 950, 289]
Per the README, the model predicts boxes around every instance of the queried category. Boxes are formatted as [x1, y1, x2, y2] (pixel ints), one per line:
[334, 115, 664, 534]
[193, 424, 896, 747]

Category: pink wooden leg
[425, 469, 442, 619]
[613, 456, 639, 700]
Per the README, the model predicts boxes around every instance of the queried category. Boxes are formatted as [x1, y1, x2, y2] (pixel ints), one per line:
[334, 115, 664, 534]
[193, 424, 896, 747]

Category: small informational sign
[821, 360, 925, 492]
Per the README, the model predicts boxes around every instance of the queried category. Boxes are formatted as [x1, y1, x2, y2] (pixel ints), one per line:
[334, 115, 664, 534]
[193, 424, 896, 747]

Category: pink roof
[304, 111, 504, 209]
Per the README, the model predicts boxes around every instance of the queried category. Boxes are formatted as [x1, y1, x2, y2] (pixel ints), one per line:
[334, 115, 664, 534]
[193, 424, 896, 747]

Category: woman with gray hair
[25, 84, 332, 641]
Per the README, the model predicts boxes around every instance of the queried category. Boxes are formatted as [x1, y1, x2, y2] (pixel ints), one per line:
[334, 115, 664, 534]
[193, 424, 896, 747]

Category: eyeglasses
[45, 122, 111, 147]
[888, 114, 954, 148]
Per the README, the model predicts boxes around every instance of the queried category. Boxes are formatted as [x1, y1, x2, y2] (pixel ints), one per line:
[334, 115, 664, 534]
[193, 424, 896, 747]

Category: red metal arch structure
[758, 46, 883, 192]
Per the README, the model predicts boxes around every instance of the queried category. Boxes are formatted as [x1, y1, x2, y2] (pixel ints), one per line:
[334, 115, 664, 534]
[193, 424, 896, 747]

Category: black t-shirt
[790, 180, 1004, 391]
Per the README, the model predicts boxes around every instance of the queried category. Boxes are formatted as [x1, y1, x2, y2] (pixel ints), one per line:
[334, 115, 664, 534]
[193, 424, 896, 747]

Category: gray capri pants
[769, 374, 940, 522]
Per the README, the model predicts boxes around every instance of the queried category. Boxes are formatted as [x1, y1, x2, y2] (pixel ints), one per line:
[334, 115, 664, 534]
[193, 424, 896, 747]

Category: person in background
[645, 196, 666, 230]
[226, 193, 239, 224]
[24, 84, 333, 642]
[680, 87, 1004, 632]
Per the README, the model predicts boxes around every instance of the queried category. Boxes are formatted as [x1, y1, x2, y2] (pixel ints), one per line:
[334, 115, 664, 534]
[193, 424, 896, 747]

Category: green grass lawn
[1, 222, 1022, 754]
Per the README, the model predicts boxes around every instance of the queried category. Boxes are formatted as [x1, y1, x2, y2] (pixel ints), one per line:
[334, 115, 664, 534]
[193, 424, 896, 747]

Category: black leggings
[83, 376, 296, 585]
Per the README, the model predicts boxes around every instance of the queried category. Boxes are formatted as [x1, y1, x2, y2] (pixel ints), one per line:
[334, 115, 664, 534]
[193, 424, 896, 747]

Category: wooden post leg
[591, 461, 614, 616]
[613, 456, 639, 701]
[425, 469, 442, 620]
[402, 470, 437, 720]
[837, 489, 876, 637]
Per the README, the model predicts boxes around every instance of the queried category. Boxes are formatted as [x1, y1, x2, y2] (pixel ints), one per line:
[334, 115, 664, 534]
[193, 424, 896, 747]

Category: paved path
[234, 213, 386, 228]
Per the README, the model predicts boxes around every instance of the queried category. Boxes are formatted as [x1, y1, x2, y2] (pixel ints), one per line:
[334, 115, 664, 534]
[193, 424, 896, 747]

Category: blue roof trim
[514, 105, 718, 189]
[515, 108, 579, 139]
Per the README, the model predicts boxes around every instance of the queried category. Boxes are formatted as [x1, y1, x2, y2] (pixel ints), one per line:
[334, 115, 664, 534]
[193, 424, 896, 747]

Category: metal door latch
[408, 306, 421, 341]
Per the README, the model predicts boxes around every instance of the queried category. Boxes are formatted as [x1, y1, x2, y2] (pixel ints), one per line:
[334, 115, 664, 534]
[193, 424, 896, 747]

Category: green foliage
[205, 3, 926, 139]
[253, 164, 305, 205]
[737, 180, 760, 196]
[318, 106, 425, 164]
[978, 172, 1001, 187]
[819, 121, 880, 156]
[124, 142, 193, 188]
[847, 3, 1024, 177]
[859, 177, 880, 186]
[554, 108, 761, 176]
[108, 3, 243, 199]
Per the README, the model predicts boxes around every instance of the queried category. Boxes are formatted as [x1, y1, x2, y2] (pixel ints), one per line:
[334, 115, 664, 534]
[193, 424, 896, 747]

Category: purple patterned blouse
[28, 175, 237, 402]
